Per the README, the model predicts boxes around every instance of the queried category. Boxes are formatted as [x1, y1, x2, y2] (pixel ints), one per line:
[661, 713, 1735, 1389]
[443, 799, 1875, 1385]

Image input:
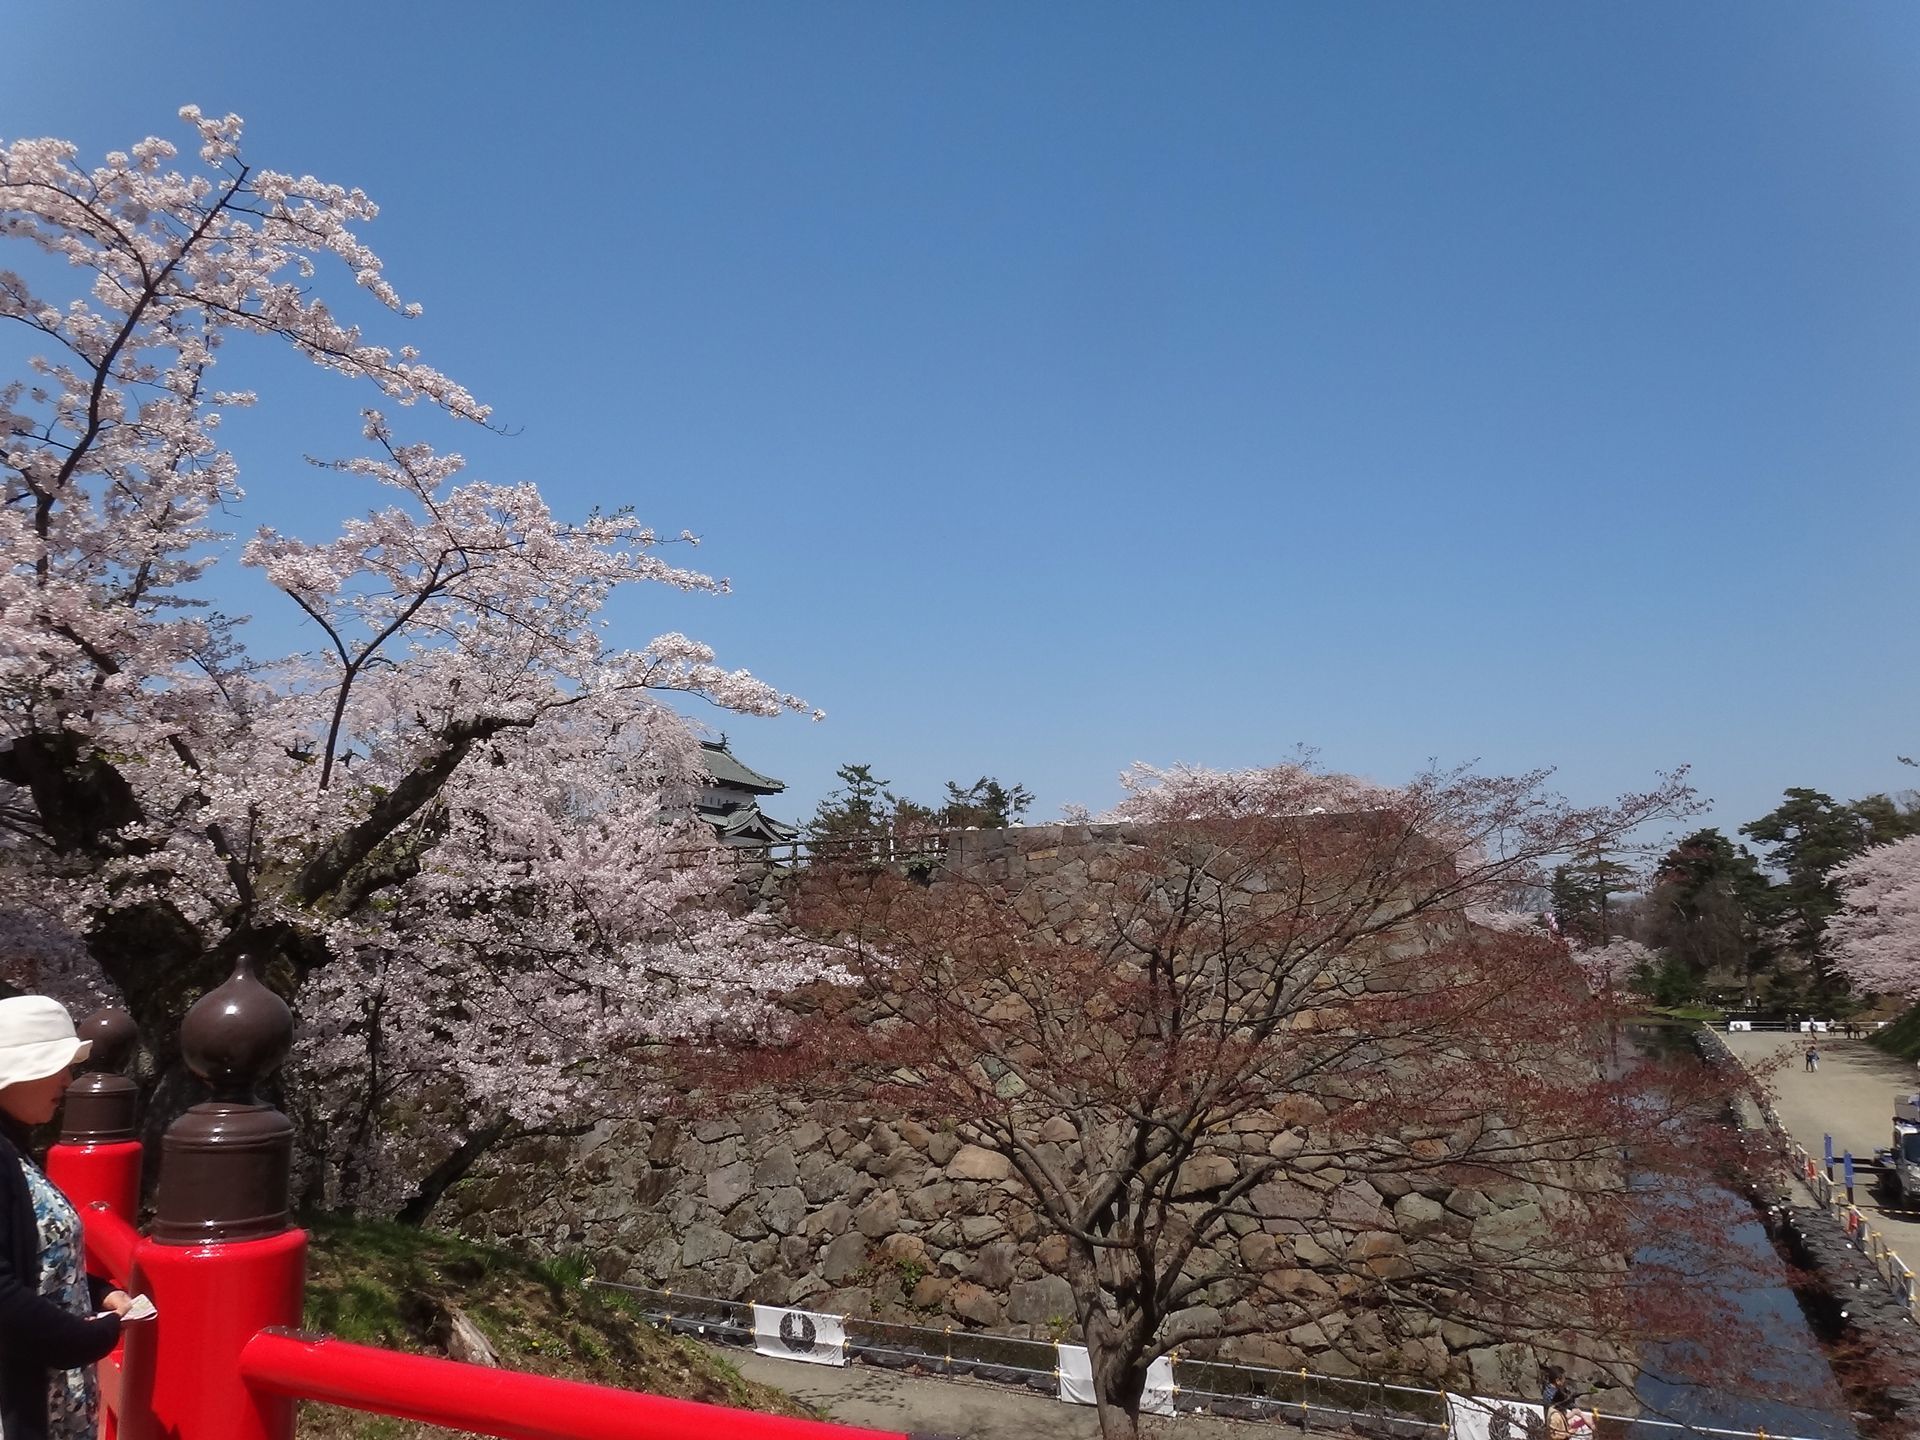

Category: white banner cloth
[1727, 1020, 1753, 1032]
[1444, 1393, 1546, 1440]
[751, 1305, 848, 1367]
[1055, 1345, 1175, 1415]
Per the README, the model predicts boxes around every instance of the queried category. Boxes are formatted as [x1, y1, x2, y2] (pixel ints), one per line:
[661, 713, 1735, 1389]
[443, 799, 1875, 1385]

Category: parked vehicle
[1874, 1097, 1920, 1205]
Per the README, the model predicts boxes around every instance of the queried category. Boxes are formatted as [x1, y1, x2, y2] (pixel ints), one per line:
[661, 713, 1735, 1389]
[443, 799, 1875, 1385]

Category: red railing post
[46, 1007, 143, 1222]
[116, 956, 304, 1440]
[46, 1006, 143, 1440]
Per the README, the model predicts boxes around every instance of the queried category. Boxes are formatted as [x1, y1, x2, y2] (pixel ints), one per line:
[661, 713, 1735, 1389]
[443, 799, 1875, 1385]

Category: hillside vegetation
[1869, 1004, 1920, 1062]
[297, 1216, 808, 1440]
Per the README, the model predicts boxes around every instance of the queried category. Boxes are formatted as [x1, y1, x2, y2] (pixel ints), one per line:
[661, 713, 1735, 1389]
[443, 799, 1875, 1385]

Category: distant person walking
[1805, 1040, 1820, 1072]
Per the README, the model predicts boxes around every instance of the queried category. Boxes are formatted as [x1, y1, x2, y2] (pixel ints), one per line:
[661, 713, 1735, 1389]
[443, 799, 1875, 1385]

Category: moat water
[1625, 1025, 1855, 1440]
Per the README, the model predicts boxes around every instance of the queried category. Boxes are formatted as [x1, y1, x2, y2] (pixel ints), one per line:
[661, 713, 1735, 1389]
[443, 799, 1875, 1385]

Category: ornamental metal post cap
[59, 1005, 139, 1144]
[154, 956, 296, 1244]
[179, 954, 294, 1102]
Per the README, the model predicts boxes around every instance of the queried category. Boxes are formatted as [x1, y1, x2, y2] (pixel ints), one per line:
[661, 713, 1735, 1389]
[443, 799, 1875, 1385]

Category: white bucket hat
[0, 996, 90, 1089]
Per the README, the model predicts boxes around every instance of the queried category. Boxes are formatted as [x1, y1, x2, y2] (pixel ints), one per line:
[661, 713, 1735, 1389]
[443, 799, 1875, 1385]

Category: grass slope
[1869, 1002, 1920, 1062]
[298, 1216, 809, 1440]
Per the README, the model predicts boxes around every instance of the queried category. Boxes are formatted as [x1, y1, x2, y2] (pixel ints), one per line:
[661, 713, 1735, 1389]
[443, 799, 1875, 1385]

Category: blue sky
[5, 2, 1918, 843]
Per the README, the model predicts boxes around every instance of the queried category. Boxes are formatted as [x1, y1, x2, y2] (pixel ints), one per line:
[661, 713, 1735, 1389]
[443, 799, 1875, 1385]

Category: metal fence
[1787, 1139, 1916, 1319]
[586, 1279, 1838, 1440]
[1698, 1025, 1918, 1321]
[714, 832, 956, 870]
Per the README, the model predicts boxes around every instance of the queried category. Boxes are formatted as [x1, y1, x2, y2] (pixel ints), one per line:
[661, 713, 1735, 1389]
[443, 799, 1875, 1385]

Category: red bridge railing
[46, 981, 928, 1440]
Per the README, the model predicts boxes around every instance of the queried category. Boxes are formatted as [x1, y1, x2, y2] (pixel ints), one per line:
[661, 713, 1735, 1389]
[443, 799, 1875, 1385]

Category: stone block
[855, 1189, 903, 1238]
[1006, 1274, 1075, 1326]
[721, 1200, 768, 1240]
[788, 1120, 826, 1152]
[753, 1147, 799, 1187]
[968, 1241, 1018, 1289]
[865, 1148, 918, 1179]
[898, 1119, 933, 1152]
[1327, 1181, 1387, 1229]
[705, 1160, 754, 1212]
[1291, 1232, 1338, 1267]
[1467, 1342, 1533, 1396]
[1269, 1094, 1328, 1128]
[680, 1223, 733, 1268]
[763, 1187, 807, 1237]
[1349, 1229, 1413, 1279]
[804, 1200, 851, 1238]
[1238, 1232, 1279, 1270]
[960, 1214, 1008, 1244]
[1164, 1303, 1222, 1344]
[1444, 1187, 1494, 1218]
[1267, 1130, 1305, 1160]
[1269, 1267, 1335, 1300]
[1036, 1234, 1069, 1272]
[1174, 1153, 1238, 1197]
[905, 1181, 956, 1223]
[947, 1281, 1003, 1327]
[647, 1120, 680, 1164]
[878, 1232, 929, 1267]
[946, 1144, 1011, 1181]
[820, 1230, 870, 1283]
[1251, 1181, 1321, 1221]
[1471, 1200, 1541, 1256]
[1393, 1192, 1447, 1238]
[801, 1162, 858, 1205]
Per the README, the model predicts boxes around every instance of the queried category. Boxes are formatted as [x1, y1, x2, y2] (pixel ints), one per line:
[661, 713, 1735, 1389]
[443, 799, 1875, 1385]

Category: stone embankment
[448, 825, 1616, 1402]
[449, 1098, 1588, 1398]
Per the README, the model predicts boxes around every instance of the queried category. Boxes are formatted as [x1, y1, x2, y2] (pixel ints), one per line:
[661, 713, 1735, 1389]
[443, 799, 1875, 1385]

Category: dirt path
[713, 1346, 1313, 1439]
[1720, 1029, 1920, 1256]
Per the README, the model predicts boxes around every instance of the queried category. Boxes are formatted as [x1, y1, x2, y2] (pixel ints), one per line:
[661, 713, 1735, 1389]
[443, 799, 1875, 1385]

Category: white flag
[1055, 1344, 1175, 1416]
[1444, 1393, 1547, 1440]
[750, 1304, 848, 1367]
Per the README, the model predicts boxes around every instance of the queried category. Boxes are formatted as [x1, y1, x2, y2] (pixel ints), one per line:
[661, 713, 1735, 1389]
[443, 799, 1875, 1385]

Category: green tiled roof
[697, 800, 799, 844]
[700, 740, 785, 795]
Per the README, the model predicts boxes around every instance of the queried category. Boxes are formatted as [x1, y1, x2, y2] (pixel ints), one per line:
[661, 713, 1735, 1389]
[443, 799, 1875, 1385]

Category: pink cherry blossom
[1829, 835, 1920, 998]
[2, 110, 831, 1213]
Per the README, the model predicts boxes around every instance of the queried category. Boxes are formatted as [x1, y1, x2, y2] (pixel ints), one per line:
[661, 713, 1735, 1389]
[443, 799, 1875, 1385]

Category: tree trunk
[396, 1115, 517, 1226]
[1089, 1346, 1147, 1440]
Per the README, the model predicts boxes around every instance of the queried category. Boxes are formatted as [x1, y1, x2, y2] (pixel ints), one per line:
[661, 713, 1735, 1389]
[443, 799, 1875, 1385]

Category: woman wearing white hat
[0, 995, 137, 1440]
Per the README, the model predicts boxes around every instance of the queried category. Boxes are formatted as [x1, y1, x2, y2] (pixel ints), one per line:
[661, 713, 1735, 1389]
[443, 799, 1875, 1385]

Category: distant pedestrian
[1542, 1370, 1590, 1440]
[1540, 1365, 1569, 1412]
[1805, 1041, 1819, 1072]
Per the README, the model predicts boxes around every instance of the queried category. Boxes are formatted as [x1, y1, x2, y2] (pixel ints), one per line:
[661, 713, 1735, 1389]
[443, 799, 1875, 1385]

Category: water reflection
[1625, 1025, 1855, 1439]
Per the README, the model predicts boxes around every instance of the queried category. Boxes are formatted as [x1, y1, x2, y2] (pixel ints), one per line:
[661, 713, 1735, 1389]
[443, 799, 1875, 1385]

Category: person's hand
[100, 1290, 135, 1317]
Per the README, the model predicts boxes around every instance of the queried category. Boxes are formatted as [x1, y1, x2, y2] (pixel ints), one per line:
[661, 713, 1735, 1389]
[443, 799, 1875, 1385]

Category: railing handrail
[80, 1200, 139, 1291]
[237, 1328, 915, 1440]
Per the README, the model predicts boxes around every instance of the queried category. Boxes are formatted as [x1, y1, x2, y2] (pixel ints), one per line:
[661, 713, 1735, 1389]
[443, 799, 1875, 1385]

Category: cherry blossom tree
[1569, 937, 1658, 998]
[1828, 835, 1920, 999]
[1, 109, 826, 1207]
[705, 761, 1759, 1440]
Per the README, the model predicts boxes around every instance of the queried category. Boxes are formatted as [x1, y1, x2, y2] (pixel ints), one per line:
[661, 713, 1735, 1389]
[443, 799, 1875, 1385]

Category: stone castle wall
[445, 825, 1616, 1399]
